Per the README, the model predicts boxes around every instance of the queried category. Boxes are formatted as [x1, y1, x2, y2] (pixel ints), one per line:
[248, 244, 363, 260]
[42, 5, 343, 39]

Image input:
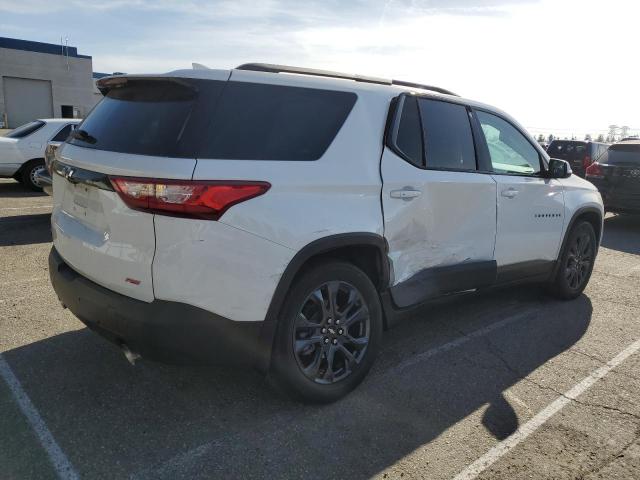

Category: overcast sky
[1, 0, 637, 137]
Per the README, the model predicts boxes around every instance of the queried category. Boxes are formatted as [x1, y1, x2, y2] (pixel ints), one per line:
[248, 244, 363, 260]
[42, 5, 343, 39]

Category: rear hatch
[547, 140, 588, 173]
[51, 72, 229, 301]
[590, 143, 640, 206]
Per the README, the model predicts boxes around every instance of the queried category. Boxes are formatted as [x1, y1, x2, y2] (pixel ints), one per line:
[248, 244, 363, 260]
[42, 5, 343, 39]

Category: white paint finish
[492, 175, 565, 266]
[153, 215, 295, 322]
[57, 143, 196, 179]
[0, 354, 79, 480]
[193, 80, 388, 252]
[381, 149, 497, 285]
[559, 174, 604, 245]
[0, 119, 80, 175]
[453, 338, 640, 480]
[51, 173, 156, 302]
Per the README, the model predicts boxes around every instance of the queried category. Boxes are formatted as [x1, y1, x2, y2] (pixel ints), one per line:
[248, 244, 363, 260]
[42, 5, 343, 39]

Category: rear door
[381, 95, 497, 307]
[52, 74, 228, 301]
[474, 110, 564, 277]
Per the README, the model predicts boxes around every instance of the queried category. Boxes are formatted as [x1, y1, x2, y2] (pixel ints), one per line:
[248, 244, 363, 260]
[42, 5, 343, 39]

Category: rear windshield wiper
[71, 129, 98, 145]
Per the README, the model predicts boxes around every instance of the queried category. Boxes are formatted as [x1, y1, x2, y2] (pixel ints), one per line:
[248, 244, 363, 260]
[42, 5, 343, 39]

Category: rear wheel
[271, 261, 383, 403]
[550, 221, 596, 299]
[21, 159, 46, 192]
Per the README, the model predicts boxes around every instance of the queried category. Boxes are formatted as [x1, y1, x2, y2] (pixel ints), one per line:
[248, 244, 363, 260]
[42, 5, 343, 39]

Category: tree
[537, 134, 545, 142]
[596, 134, 605, 142]
[548, 134, 555, 143]
[584, 133, 592, 141]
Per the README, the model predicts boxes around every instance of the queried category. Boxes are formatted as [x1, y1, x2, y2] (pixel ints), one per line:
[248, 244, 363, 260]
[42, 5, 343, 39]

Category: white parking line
[137, 310, 537, 479]
[0, 205, 52, 211]
[0, 354, 79, 480]
[453, 338, 640, 480]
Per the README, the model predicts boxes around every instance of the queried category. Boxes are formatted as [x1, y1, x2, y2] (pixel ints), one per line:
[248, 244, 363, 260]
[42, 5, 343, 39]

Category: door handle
[390, 188, 422, 200]
[501, 188, 519, 199]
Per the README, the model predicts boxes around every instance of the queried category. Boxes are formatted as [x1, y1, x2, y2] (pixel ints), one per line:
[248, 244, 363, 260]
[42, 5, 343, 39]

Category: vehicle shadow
[0, 213, 52, 246]
[2, 287, 592, 479]
[601, 214, 640, 255]
[0, 180, 46, 198]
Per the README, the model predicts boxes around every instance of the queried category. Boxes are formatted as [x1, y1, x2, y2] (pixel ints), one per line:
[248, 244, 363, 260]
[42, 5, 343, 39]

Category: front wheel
[550, 221, 597, 299]
[21, 159, 46, 192]
[270, 261, 383, 403]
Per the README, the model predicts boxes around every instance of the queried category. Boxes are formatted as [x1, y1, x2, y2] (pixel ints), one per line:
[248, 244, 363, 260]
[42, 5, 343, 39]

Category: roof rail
[235, 63, 458, 96]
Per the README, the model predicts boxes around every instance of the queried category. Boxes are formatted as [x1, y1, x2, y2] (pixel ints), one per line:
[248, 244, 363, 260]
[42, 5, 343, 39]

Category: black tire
[21, 159, 46, 192]
[270, 261, 383, 403]
[550, 221, 596, 300]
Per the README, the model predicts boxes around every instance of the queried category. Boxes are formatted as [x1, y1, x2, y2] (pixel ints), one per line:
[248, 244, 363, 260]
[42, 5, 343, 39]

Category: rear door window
[394, 96, 424, 167]
[418, 98, 476, 170]
[199, 82, 357, 161]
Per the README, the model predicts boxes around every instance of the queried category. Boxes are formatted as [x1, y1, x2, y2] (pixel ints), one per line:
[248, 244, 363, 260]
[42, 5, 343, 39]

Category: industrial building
[0, 37, 98, 128]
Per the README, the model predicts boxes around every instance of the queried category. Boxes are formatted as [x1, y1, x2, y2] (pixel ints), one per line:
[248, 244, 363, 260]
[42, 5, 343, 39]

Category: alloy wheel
[293, 281, 370, 384]
[565, 230, 593, 290]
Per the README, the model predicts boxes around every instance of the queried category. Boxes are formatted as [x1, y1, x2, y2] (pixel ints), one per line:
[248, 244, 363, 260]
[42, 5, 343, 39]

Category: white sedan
[0, 118, 80, 191]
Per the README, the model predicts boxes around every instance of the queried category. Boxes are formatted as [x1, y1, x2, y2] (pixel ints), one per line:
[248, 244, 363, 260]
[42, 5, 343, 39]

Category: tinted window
[69, 79, 224, 157]
[395, 96, 423, 167]
[419, 99, 476, 170]
[600, 144, 640, 165]
[6, 120, 45, 139]
[547, 141, 587, 160]
[200, 82, 356, 161]
[476, 111, 541, 175]
[51, 124, 74, 142]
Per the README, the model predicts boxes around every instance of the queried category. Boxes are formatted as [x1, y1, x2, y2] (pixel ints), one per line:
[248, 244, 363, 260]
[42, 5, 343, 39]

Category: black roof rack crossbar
[236, 63, 458, 96]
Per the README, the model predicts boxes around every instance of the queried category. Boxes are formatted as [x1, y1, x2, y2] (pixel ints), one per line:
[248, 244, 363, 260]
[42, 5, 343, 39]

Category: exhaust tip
[120, 343, 141, 366]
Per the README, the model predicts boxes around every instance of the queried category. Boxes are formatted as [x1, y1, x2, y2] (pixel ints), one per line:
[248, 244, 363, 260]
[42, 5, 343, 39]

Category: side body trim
[389, 260, 497, 308]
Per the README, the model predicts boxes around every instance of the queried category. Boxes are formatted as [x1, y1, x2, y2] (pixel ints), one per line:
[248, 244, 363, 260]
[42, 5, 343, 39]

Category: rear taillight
[585, 162, 604, 179]
[109, 178, 270, 220]
[582, 155, 592, 170]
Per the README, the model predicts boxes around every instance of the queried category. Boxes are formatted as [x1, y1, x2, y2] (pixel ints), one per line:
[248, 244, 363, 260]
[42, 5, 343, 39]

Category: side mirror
[547, 158, 572, 178]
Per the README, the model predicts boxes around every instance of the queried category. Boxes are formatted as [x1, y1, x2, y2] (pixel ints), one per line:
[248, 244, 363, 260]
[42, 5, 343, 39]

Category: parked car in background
[586, 140, 640, 214]
[547, 140, 609, 178]
[48, 64, 603, 402]
[0, 118, 81, 191]
[39, 125, 79, 195]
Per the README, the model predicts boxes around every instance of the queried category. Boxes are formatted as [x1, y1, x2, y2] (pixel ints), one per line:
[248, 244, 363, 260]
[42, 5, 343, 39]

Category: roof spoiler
[236, 63, 458, 96]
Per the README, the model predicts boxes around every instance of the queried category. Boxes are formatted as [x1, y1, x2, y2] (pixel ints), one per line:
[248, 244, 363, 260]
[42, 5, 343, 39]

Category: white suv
[49, 64, 603, 402]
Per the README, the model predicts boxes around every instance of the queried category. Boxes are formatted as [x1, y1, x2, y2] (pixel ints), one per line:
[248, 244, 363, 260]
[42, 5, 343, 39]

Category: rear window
[51, 124, 75, 142]
[69, 79, 222, 157]
[6, 120, 45, 139]
[69, 79, 356, 161]
[199, 82, 357, 161]
[547, 141, 587, 160]
[600, 144, 640, 165]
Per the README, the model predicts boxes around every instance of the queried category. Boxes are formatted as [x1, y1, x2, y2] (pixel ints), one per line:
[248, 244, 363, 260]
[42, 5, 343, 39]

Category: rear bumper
[49, 247, 271, 368]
